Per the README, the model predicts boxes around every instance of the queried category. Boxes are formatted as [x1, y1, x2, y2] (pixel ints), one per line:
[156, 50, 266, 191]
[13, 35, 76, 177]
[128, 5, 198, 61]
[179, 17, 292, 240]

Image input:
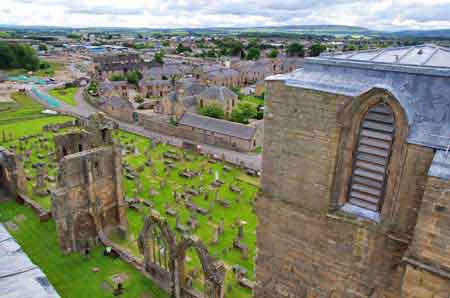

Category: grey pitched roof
[197, 86, 237, 103]
[428, 150, 450, 180]
[101, 96, 133, 109]
[0, 224, 60, 298]
[267, 44, 450, 150]
[178, 112, 256, 140]
[207, 68, 239, 79]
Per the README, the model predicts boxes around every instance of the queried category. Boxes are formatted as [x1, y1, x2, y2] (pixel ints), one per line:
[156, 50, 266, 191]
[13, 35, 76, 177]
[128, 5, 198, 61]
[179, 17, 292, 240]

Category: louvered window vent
[347, 103, 394, 213]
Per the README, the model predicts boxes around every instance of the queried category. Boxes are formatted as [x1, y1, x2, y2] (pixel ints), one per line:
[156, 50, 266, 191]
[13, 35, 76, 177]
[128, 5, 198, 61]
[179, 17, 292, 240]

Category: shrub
[199, 104, 225, 119]
[230, 102, 257, 124]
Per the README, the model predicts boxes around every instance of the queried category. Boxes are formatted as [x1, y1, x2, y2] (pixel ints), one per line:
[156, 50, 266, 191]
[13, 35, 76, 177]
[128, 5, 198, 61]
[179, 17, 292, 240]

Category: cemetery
[0, 114, 259, 298]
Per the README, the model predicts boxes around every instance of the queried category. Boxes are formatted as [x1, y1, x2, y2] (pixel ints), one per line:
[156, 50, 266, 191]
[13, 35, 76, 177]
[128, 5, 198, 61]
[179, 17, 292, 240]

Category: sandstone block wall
[255, 80, 445, 298]
[406, 175, 450, 275]
[52, 146, 127, 253]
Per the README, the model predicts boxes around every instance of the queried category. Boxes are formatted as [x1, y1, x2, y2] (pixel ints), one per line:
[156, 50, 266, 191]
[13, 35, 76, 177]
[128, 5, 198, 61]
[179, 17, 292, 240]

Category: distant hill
[385, 29, 450, 39]
[1, 24, 450, 39]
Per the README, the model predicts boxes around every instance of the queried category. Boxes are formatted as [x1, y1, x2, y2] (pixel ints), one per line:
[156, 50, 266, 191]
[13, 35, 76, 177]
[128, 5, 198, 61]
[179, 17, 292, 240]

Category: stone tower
[256, 45, 450, 298]
[51, 113, 127, 253]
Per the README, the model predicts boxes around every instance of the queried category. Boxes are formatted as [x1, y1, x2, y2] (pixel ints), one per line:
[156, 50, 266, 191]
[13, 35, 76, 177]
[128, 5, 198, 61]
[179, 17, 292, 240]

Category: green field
[49, 86, 78, 106]
[0, 200, 169, 298]
[0, 91, 46, 124]
[241, 95, 264, 106]
[0, 122, 259, 298]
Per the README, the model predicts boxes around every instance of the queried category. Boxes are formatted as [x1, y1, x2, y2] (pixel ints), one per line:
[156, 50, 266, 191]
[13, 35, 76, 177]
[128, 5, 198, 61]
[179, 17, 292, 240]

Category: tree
[67, 33, 81, 39]
[287, 42, 305, 57]
[267, 48, 279, 58]
[110, 73, 125, 81]
[309, 43, 327, 57]
[0, 42, 40, 71]
[246, 47, 261, 60]
[230, 102, 257, 124]
[231, 43, 243, 56]
[153, 51, 165, 64]
[176, 43, 192, 54]
[38, 44, 48, 51]
[199, 104, 225, 119]
[126, 70, 142, 85]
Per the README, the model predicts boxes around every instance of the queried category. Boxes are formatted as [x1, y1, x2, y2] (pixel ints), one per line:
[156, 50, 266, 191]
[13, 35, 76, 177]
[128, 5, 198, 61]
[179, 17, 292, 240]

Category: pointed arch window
[346, 102, 395, 214]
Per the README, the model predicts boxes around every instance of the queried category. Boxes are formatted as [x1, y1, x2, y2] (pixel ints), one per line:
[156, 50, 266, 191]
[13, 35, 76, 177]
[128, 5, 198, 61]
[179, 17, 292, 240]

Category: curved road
[30, 86, 262, 171]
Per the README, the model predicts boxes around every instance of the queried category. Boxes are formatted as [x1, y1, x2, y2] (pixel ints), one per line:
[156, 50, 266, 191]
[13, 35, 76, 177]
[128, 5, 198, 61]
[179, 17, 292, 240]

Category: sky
[1, 0, 450, 31]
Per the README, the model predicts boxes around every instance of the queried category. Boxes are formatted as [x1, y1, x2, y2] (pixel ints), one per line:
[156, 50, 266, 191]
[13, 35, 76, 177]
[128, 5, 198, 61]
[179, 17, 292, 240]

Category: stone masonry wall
[52, 146, 127, 253]
[137, 112, 256, 152]
[255, 80, 437, 298]
[406, 175, 450, 274]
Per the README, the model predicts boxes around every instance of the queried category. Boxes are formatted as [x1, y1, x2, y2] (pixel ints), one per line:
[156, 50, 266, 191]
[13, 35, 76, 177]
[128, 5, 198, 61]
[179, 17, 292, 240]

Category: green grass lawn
[240, 95, 264, 106]
[0, 91, 46, 124]
[49, 87, 78, 106]
[0, 115, 74, 141]
[0, 200, 169, 298]
[0, 124, 259, 298]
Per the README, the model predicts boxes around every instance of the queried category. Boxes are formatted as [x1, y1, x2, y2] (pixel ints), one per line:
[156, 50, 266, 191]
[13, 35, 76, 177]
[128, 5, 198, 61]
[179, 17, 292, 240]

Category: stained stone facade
[51, 113, 127, 253]
[256, 45, 450, 298]
[0, 147, 26, 198]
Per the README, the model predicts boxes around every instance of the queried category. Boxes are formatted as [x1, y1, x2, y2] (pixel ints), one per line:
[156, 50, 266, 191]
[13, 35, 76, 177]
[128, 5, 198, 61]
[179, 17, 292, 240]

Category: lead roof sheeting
[0, 224, 60, 298]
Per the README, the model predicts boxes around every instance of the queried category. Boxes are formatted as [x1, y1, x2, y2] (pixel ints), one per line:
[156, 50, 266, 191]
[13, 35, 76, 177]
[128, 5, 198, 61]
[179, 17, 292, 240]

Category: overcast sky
[1, 0, 450, 31]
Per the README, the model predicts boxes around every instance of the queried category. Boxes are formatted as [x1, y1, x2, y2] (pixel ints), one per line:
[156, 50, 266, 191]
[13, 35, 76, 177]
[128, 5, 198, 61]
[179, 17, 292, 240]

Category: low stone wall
[43, 120, 78, 132]
[137, 112, 254, 152]
[16, 193, 51, 222]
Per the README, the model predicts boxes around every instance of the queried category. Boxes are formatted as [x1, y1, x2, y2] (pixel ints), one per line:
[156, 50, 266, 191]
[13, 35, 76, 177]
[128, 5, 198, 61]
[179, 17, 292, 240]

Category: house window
[345, 102, 395, 215]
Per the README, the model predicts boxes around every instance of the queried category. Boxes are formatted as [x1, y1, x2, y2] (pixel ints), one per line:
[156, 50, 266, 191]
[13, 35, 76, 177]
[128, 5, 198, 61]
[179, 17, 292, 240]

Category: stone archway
[138, 213, 226, 298]
[138, 213, 177, 289]
[174, 237, 226, 298]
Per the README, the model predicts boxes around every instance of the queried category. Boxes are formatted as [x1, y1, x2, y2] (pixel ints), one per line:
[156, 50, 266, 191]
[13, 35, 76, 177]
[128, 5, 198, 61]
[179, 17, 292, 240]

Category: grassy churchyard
[49, 86, 78, 106]
[0, 200, 169, 298]
[0, 112, 259, 297]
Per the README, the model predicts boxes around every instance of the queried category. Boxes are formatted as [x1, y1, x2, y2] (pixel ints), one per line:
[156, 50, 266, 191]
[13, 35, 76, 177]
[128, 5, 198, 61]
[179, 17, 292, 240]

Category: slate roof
[197, 86, 237, 103]
[206, 68, 240, 80]
[178, 112, 256, 140]
[0, 224, 60, 298]
[267, 44, 450, 150]
[428, 150, 450, 180]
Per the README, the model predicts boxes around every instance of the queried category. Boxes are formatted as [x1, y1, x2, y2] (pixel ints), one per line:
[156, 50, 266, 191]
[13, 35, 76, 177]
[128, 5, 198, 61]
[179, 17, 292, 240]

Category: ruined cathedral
[255, 45, 450, 298]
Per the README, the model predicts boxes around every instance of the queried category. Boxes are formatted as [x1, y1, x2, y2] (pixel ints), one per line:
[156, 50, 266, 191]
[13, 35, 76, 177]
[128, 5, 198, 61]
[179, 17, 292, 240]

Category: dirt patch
[14, 214, 27, 222]
[111, 272, 129, 285]
[140, 293, 153, 298]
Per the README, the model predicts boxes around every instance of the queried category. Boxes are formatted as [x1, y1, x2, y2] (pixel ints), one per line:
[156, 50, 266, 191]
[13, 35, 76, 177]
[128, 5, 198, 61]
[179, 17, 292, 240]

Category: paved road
[31, 86, 262, 171]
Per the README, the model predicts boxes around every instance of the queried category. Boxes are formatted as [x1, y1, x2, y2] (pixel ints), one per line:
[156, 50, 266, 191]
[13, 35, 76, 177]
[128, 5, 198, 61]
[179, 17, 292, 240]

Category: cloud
[2, 0, 450, 30]
[68, 6, 144, 16]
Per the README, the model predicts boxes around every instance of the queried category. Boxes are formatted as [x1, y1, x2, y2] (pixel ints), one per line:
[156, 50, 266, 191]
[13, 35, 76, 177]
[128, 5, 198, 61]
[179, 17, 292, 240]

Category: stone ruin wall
[255, 80, 449, 298]
[0, 147, 26, 198]
[51, 113, 127, 253]
[52, 145, 127, 253]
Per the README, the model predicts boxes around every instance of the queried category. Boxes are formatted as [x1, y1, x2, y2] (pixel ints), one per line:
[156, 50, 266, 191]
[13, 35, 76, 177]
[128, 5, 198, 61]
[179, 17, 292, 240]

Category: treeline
[0, 42, 40, 71]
